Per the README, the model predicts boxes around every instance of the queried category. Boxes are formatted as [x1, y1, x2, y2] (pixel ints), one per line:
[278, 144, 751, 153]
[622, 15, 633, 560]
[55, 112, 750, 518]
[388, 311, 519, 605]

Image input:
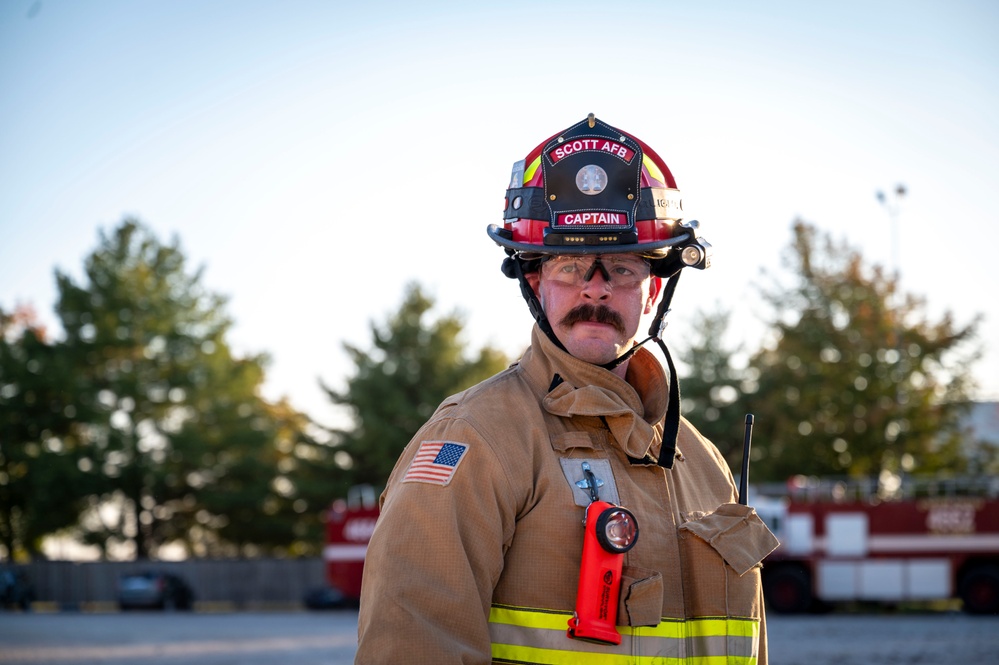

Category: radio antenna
[738, 414, 754, 506]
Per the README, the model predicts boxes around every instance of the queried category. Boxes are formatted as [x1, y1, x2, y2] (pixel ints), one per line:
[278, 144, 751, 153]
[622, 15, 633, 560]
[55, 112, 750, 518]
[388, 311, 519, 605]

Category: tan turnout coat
[355, 325, 777, 664]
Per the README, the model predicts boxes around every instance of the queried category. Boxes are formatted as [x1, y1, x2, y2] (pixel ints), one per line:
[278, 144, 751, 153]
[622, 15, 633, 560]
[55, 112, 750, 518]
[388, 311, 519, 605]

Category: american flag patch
[402, 441, 468, 486]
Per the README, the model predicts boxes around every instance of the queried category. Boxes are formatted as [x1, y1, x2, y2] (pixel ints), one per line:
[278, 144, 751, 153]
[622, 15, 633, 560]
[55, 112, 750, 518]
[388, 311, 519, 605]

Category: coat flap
[679, 503, 780, 576]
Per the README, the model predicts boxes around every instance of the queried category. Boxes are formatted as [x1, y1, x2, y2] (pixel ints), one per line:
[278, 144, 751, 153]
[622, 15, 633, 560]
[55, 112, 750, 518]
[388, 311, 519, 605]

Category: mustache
[559, 304, 625, 334]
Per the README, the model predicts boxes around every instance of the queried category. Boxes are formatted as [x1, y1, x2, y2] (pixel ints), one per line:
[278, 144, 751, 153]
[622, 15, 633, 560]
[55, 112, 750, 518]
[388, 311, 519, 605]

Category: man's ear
[645, 276, 663, 314]
[525, 271, 541, 298]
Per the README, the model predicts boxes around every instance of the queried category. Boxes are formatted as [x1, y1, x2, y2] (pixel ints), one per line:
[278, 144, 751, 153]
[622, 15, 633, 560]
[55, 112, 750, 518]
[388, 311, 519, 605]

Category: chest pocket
[552, 432, 621, 508]
[678, 503, 779, 618]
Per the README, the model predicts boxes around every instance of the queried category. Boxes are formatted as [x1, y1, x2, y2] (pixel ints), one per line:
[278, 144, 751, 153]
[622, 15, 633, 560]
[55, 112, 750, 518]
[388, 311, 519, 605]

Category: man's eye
[611, 262, 644, 277]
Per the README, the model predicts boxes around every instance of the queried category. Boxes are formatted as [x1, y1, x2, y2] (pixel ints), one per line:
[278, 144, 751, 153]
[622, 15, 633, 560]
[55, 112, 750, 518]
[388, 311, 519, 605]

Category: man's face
[526, 254, 662, 368]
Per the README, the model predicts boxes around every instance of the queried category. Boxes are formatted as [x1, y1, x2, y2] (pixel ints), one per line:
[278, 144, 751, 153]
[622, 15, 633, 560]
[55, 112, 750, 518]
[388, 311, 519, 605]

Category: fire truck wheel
[959, 564, 999, 615]
[762, 565, 813, 614]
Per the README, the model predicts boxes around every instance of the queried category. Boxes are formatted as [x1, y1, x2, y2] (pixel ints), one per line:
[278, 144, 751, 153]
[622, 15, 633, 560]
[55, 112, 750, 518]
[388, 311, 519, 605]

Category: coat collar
[519, 325, 669, 460]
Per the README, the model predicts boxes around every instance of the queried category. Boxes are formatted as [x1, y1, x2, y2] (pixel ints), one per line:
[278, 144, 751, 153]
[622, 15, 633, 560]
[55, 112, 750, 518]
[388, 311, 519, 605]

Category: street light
[876, 184, 907, 285]
[876, 183, 908, 495]
[876, 183, 907, 356]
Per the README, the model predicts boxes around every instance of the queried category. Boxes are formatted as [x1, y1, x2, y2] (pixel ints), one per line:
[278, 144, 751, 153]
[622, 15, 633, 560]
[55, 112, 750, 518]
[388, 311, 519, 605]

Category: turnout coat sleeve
[355, 367, 536, 664]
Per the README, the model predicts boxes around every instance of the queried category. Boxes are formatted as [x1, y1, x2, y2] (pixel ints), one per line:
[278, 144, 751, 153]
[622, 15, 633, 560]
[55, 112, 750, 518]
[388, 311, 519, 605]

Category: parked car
[303, 585, 348, 610]
[117, 571, 194, 611]
[0, 567, 35, 610]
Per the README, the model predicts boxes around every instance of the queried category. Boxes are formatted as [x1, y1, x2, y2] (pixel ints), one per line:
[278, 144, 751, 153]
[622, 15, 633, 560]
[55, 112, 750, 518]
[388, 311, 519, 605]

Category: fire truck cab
[757, 476, 999, 614]
[323, 484, 379, 603]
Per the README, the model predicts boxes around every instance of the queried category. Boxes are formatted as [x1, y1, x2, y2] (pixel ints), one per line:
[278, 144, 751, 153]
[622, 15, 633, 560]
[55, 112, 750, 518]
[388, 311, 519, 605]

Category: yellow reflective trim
[490, 604, 569, 631]
[489, 605, 759, 664]
[490, 605, 758, 639]
[493, 642, 677, 665]
[524, 155, 542, 184]
[493, 643, 755, 665]
[683, 617, 760, 639]
[642, 153, 666, 184]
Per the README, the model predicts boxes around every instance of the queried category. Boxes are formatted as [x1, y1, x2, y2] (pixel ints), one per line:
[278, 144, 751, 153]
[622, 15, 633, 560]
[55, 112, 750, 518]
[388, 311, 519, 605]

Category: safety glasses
[540, 255, 651, 289]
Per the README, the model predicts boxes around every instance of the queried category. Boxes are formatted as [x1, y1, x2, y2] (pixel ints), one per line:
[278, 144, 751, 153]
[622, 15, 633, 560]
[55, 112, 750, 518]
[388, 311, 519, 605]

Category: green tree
[0, 306, 106, 559]
[326, 283, 510, 486]
[167, 393, 337, 558]
[746, 220, 981, 485]
[674, 306, 751, 468]
[53, 219, 328, 558]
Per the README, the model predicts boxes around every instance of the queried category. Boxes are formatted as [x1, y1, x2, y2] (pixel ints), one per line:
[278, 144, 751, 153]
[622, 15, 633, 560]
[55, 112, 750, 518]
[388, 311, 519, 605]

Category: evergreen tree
[746, 220, 981, 485]
[52, 219, 328, 558]
[674, 306, 751, 468]
[326, 283, 510, 486]
[0, 306, 105, 559]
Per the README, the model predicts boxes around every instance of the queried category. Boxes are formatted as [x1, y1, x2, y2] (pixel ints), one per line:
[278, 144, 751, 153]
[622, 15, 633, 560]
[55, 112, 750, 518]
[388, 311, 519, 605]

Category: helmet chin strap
[505, 254, 684, 469]
[505, 255, 568, 356]
[599, 269, 683, 470]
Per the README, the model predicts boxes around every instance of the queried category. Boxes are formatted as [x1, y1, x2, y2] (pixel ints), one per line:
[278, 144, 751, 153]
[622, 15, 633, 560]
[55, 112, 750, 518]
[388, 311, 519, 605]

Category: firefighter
[354, 115, 778, 664]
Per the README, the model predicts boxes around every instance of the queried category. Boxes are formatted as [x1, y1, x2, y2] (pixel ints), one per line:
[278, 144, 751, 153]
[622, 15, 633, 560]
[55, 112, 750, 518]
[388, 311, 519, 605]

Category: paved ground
[0, 611, 357, 665]
[766, 612, 998, 664]
[0, 609, 995, 664]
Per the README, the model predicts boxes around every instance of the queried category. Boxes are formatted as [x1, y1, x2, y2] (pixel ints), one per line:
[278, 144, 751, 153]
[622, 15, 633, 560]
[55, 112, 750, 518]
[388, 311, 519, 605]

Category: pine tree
[326, 283, 509, 486]
[674, 306, 751, 468]
[0, 306, 105, 559]
[52, 219, 329, 558]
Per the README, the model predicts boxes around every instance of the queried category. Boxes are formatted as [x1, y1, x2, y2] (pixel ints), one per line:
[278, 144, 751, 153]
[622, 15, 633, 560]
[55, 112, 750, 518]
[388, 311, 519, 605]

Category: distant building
[965, 401, 999, 444]
[961, 401, 999, 472]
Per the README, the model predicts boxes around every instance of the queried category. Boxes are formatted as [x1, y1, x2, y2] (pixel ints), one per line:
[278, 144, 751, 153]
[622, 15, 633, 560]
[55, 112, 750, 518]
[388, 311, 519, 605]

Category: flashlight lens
[681, 245, 703, 266]
[596, 507, 639, 553]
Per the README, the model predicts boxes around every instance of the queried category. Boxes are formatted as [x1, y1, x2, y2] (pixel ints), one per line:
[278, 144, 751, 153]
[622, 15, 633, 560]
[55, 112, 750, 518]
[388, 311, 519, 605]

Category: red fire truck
[756, 475, 999, 614]
[323, 485, 379, 603]
[321, 478, 999, 615]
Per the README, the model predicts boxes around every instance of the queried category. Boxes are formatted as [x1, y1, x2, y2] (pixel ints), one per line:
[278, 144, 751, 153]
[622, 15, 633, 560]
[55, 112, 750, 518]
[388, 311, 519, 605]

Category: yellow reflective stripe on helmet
[642, 153, 666, 185]
[524, 155, 542, 185]
[489, 605, 758, 665]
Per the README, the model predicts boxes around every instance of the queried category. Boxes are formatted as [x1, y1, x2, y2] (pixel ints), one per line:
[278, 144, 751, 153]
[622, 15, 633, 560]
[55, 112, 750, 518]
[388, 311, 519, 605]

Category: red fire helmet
[487, 114, 688, 257]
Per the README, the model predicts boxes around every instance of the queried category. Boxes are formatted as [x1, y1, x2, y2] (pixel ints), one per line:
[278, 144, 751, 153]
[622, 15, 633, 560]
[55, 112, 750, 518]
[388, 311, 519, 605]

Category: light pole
[876, 184, 907, 290]
[876, 183, 907, 360]
[876, 184, 907, 494]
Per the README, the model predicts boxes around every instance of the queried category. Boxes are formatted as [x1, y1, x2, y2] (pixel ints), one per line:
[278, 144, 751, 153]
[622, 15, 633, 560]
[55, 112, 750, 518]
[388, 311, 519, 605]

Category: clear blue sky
[2, 0, 997, 429]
